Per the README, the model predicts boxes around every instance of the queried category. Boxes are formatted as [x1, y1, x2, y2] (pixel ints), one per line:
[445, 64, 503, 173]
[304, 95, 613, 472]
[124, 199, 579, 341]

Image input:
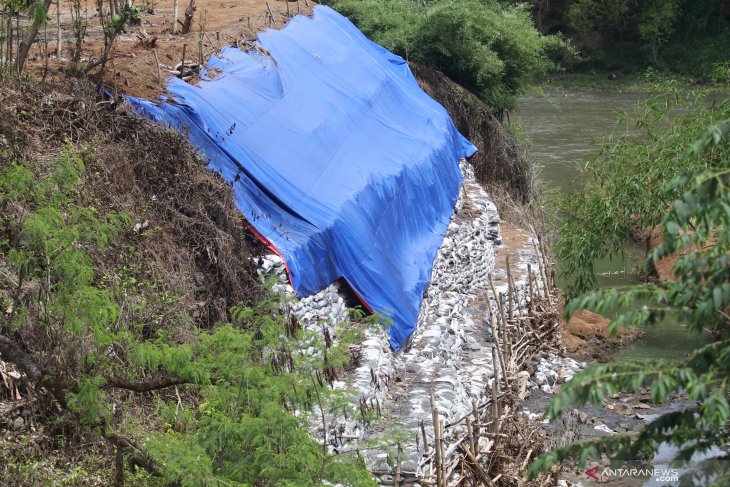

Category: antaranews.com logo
[584, 465, 679, 483]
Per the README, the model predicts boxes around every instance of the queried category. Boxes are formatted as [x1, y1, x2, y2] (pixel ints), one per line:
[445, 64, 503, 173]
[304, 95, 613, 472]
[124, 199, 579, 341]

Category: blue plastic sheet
[126, 6, 476, 349]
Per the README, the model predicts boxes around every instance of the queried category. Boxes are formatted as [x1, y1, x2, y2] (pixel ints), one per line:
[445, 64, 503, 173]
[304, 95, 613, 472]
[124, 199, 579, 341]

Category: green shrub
[553, 83, 730, 298]
[329, 0, 562, 117]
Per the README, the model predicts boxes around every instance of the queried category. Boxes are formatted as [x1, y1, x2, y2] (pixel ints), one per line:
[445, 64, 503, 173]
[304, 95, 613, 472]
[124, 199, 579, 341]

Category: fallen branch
[103, 375, 187, 392]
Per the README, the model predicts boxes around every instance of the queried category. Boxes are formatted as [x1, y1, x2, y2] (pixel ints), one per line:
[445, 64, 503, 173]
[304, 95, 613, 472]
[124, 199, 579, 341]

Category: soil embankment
[2, 6, 570, 485]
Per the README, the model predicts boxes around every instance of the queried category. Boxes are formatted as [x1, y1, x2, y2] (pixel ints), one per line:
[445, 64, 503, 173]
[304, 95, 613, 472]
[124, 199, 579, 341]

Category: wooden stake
[506, 255, 514, 320]
[527, 264, 535, 312]
[431, 394, 443, 487]
[172, 0, 179, 33]
[420, 419, 428, 452]
[266, 2, 274, 25]
[471, 399, 479, 453]
[285, 0, 290, 18]
[56, 0, 61, 58]
[491, 347, 500, 434]
[152, 48, 161, 83]
[179, 43, 186, 78]
[395, 442, 401, 487]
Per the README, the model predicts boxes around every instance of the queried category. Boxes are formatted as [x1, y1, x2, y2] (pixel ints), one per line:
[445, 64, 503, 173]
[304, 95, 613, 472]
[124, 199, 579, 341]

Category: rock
[578, 411, 589, 424]
[405, 363, 421, 373]
[613, 403, 633, 416]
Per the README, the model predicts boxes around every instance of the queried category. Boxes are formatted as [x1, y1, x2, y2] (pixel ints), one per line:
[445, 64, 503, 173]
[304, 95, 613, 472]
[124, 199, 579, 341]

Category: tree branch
[0, 335, 162, 478]
[103, 375, 187, 392]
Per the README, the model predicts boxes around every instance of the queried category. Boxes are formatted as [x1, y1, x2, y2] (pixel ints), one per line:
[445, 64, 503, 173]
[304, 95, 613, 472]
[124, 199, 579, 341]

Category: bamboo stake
[506, 255, 513, 320]
[439, 420, 446, 486]
[491, 347, 500, 434]
[488, 275, 508, 384]
[527, 264, 535, 312]
[172, 0, 179, 33]
[395, 442, 401, 487]
[152, 48, 161, 83]
[471, 399, 479, 453]
[56, 0, 61, 58]
[431, 394, 443, 487]
[420, 419, 428, 452]
[179, 43, 186, 78]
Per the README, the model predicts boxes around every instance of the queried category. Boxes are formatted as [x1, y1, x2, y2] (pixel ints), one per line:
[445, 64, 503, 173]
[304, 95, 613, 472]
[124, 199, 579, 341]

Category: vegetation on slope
[554, 83, 730, 299]
[328, 0, 564, 118]
[0, 74, 377, 486]
[523, 0, 730, 79]
[531, 98, 730, 485]
[534, 69, 730, 482]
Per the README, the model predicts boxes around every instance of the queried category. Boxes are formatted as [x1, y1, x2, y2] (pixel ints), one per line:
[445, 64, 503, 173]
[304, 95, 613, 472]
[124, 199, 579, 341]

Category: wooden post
[491, 381, 500, 434]
[285, 0, 290, 18]
[179, 43, 187, 77]
[172, 0, 180, 34]
[420, 419, 428, 452]
[488, 275, 508, 385]
[55, 0, 61, 58]
[430, 394, 443, 487]
[439, 420, 446, 485]
[152, 48, 161, 83]
[471, 399, 480, 450]
[527, 264, 535, 312]
[506, 255, 514, 321]
[395, 442, 401, 487]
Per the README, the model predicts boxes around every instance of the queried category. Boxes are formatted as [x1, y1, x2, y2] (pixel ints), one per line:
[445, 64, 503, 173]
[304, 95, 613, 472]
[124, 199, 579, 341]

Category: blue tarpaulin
[127, 6, 476, 349]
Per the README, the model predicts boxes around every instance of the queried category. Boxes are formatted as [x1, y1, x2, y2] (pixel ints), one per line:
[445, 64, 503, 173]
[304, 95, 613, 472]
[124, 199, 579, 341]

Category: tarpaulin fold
[127, 6, 476, 349]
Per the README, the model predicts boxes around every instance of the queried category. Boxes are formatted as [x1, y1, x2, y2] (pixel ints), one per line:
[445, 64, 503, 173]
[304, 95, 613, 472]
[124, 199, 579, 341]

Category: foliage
[0, 146, 128, 344]
[329, 0, 563, 117]
[0, 146, 379, 485]
[530, 100, 730, 484]
[554, 82, 730, 299]
[565, 0, 683, 62]
[517, 0, 729, 77]
[138, 295, 378, 486]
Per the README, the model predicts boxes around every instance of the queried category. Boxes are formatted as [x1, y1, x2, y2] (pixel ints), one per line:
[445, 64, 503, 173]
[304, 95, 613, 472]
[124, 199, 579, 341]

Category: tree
[530, 102, 730, 484]
[328, 0, 563, 118]
[0, 145, 378, 485]
[554, 83, 730, 299]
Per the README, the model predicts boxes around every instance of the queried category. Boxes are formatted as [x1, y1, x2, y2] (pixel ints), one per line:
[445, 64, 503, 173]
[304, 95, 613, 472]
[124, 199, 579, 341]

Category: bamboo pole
[488, 275, 508, 385]
[395, 442, 401, 487]
[431, 394, 443, 487]
[56, 0, 61, 58]
[506, 255, 513, 320]
[420, 419, 428, 452]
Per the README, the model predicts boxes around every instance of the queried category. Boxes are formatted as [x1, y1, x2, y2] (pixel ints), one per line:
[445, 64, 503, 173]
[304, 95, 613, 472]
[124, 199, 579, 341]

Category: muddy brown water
[515, 91, 709, 361]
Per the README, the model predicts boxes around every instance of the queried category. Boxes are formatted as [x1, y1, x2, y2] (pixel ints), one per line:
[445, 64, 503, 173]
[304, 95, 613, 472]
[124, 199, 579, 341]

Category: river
[515, 91, 709, 361]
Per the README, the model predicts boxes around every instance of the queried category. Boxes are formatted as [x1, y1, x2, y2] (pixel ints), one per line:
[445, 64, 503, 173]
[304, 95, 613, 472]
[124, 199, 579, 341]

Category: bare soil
[24, 0, 313, 99]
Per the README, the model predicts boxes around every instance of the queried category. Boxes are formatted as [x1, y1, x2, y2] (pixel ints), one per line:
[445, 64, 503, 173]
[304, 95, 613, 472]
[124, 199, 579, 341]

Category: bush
[329, 0, 562, 117]
[553, 83, 730, 298]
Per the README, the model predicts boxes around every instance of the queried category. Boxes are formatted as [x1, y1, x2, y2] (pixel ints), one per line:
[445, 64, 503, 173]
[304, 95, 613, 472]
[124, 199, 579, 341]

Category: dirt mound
[562, 310, 643, 361]
[412, 63, 533, 203]
[1, 74, 265, 328]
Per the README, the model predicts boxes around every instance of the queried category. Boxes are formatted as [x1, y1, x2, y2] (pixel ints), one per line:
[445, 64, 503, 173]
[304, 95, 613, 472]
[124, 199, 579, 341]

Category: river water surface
[515, 91, 709, 361]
